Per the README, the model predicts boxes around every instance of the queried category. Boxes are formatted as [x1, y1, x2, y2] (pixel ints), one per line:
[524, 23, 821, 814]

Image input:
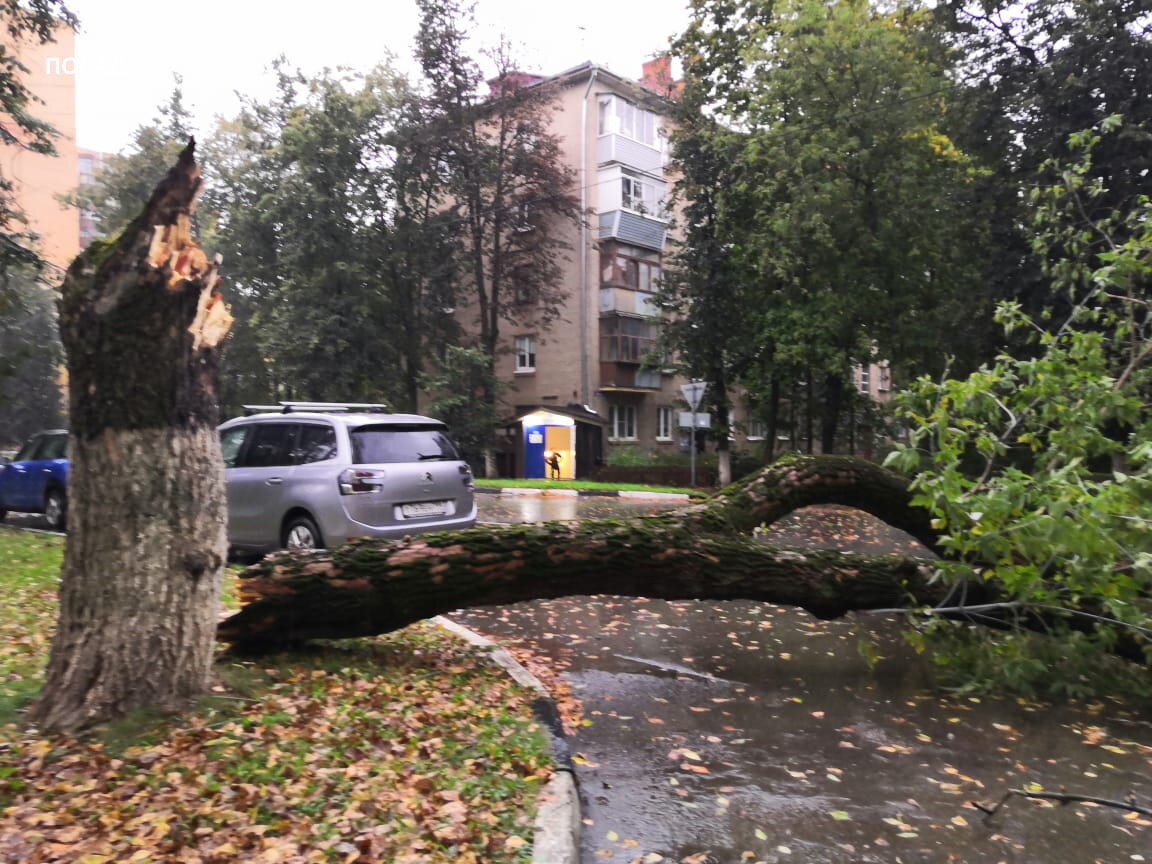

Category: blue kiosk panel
[524, 425, 547, 479]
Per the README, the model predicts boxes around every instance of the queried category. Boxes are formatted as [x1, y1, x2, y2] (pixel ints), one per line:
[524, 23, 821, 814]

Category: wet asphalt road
[454, 496, 1152, 864]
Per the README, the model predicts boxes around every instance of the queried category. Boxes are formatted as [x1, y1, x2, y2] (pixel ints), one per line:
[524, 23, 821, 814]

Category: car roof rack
[241, 401, 391, 416]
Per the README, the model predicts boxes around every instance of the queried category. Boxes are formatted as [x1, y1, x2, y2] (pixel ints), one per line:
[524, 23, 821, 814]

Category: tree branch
[973, 788, 1152, 820]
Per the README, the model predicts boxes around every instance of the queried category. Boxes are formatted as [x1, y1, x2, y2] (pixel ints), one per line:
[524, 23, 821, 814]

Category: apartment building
[485, 58, 690, 479]
[486, 58, 906, 478]
[77, 148, 110, 248]
[0, 24, 80, 271]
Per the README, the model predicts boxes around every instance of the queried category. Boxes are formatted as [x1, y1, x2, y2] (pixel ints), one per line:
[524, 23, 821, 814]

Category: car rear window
[350, 425, 461, 464]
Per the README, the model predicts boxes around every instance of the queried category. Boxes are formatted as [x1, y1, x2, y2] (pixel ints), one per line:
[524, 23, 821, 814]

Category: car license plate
[401, 501, 448, 518]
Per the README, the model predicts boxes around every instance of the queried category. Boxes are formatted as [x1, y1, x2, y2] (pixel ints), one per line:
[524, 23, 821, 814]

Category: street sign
[680, 380, 707, 412]
[678, 411, 711, 428]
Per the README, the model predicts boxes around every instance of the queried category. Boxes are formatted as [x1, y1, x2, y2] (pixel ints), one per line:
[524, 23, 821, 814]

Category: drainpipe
[578, 66, 598, 405]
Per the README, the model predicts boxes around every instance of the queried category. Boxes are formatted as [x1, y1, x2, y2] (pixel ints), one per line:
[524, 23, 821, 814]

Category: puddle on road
[477, 493, 684, 525]
[451, 597, 1152, 864]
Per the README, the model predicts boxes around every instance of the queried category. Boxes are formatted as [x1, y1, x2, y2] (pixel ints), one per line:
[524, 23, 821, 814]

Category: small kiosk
[507, 405, 605, 480]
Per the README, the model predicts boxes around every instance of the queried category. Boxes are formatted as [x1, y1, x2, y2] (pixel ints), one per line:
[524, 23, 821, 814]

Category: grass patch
[0, 528, 63, 720]
[474, 476, 706, 496]
[0, 528, 551, 862]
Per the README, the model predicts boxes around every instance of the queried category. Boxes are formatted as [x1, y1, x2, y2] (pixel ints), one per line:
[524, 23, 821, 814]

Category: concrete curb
[475, 486, 692, 502]
[432, 616, 581, 864]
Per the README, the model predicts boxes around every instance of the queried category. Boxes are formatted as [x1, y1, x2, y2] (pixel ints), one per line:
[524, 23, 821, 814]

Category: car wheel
[282, 514, 323, 551]
[44, 489, 66, 531]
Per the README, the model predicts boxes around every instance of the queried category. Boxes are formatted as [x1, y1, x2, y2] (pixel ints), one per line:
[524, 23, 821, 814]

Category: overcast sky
[68, 0, 689, 153]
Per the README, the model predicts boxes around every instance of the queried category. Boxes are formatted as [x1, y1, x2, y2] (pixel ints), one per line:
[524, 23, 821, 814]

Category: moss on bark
[218, 455, 954, 649]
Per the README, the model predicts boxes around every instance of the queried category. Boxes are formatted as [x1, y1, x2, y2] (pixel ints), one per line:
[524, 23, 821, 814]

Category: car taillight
[338, 467, 386, 494]
[459, 464, 474, 488]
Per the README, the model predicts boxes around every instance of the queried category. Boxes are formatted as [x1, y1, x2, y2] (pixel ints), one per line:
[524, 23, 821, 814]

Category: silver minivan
[219, 402, 476, 554]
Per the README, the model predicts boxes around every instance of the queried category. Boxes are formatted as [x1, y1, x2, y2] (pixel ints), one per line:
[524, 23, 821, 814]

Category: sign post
[680, 380, 707, 487]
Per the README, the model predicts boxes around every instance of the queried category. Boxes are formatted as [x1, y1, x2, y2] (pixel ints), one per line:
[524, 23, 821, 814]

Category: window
[600, 316, 657, 363]
[620, 170, 666, 218]
[239, 423, 297, 468]
[510, 265, 535, 305]
[32, 434, 67, 460]
[878, 364, 891, 392]
[220, 426, 250, 469]
[609, 404, 637, 440]
[290, 424, 338, 464]
[350, 425, 461, 464]
[598, 95, 663, 150]
[858, 366, 871, 394]
[746, 419, 766, 440]
[600, 243, 662, 291]
[656, 406, 672, 441]
[515, 335, 536, 372]
[514, 201, 534, 233]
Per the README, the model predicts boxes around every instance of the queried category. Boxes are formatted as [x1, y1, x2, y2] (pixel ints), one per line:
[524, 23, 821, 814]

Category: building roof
[506, 403, 609, 427]
[540, 61, 678, 112]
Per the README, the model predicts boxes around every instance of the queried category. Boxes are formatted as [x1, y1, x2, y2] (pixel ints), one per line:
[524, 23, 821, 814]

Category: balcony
[598, 362, 662, 391]
[599, 314, 663, 393]
[599, 287, 659, 316]
[598, 210, 666, 252]
[597, 133, 665, 174]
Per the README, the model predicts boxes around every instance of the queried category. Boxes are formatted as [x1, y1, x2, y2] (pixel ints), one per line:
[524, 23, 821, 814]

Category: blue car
[0, 429, 69, 530]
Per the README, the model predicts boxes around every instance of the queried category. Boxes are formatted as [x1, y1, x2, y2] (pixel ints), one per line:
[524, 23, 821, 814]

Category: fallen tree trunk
[217, 453, 1152, 659]
[218, 521, 943, 648]
[218, 454, 963, 649]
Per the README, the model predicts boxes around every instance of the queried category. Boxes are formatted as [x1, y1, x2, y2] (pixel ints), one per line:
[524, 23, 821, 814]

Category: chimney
[639, 55, 682, 99]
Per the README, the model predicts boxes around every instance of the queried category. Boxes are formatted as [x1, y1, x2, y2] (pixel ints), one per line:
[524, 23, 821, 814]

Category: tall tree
[206, 63, 460, 414]
[360, 75, 460, 412]
[0, 265, 64, 442]
[659, 95, 760, 483]
[255, 70, 397, 403]
[0, 1, 77, 278]
[670, 0, 992, 453]
[414, 0, 581, 471]
[938, 0, 1152, 324]
[32, 144, 233, 732]
[197, 65, 301, 414]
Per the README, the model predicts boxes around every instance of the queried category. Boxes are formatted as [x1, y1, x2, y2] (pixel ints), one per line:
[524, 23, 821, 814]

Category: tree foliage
[205, 63, 460, 413]
[414, 0, 581, 428]
[667, 0, 992, 454]
[937, 0, 1152, 324]
[0, 266, 63, 443]
[887, 124, 1152, 697]
[420, 345, 506, 471]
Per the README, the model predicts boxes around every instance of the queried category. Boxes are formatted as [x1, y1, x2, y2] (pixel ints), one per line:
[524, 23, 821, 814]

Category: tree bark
[218, 454, 951, 649]
[32, 142, 233, 732]
[218, 453, 1152, 659]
